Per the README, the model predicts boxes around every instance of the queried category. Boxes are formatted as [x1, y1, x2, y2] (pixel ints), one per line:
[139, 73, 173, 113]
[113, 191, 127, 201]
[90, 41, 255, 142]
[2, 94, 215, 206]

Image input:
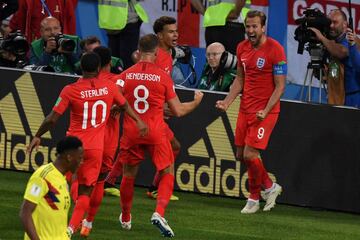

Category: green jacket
[30, 34, 81, 74]
[198, 64, 236, 92]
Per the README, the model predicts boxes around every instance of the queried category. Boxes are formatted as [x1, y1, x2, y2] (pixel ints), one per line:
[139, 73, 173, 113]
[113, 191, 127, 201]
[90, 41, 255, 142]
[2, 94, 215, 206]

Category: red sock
[155, 174, 174, 217]
[259, 160, 273, 190]
[244, 158, 263, 200]
[106, 159, 123, 185]
[70, 179, 78, 203]
[120, 176, 135, 222]
[68, 195, 90, 231]
[86, 181, 105, 222]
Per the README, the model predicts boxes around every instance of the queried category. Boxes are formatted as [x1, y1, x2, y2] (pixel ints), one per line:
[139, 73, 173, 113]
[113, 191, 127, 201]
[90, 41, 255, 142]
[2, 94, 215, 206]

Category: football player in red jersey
[216, 10, 286, 214]
[27, 52, 148, 237]
[145, 16, 181, 200]
[117, 34, 203, 237]
[106, 16, 182, 201]
[77, 46, 128, 237]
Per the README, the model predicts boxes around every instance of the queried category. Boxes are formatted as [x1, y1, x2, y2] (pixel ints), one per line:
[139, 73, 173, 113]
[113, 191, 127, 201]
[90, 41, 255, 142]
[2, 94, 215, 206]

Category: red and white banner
[287, 0, 360, 86]
[140, 0, 269, 48]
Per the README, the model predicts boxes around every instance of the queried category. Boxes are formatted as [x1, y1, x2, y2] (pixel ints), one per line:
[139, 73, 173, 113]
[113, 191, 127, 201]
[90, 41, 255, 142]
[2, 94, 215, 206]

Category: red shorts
[76, 149, 103, 186]
[119, 137, 174, 171]
[235, 112, 279, 150]
[164, 123, 174, 140]
[101, 147, 117, 173]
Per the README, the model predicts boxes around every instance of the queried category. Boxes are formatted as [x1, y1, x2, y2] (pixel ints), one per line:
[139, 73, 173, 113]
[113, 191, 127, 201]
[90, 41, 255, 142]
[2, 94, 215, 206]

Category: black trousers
[205, 22, 245, 55]
[107, 21, 142, 70]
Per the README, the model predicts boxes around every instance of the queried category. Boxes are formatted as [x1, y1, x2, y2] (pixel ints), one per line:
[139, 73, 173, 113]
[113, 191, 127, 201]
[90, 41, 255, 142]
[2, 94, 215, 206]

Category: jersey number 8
[134, 85, 149, 114]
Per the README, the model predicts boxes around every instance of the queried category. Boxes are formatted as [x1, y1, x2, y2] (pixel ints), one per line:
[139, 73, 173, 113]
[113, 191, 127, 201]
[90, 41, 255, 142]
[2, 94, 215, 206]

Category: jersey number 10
[82, 100, 107, 129]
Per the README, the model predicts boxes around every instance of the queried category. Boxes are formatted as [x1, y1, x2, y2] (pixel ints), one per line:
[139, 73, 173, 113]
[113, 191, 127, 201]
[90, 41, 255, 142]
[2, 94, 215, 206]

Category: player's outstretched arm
[20, 200, 40, 240]
[216, 65, 244, 111]
[26, 111, 61, 154]
[121, 101, 148, 137]
[167, 90, 204, 117]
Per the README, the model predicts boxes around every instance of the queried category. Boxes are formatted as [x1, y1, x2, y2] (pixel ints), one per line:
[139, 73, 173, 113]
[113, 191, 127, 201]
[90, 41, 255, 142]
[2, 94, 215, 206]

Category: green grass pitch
[1, 170, 359, 240]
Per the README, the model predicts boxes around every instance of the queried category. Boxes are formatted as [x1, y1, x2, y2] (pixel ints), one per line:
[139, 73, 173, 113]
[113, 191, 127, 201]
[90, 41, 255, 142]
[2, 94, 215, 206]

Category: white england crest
[256, 58, 265, 69]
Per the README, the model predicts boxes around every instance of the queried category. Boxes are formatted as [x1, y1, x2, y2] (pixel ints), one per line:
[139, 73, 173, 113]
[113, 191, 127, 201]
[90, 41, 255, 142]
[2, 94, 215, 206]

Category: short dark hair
[80, 52, 101, 72]
[80, 36, 101, 50]
[93, 46, 111, 68]
[138, 34, 159, 53]
[245, 10, 267, 26]
[56, 136, 82, 155]
[153, 16, 176, 34]
[330, 9, 347, 22]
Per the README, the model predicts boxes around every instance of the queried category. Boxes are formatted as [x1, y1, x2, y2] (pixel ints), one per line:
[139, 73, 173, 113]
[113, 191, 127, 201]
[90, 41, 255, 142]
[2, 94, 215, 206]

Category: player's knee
[123, 164, 138, 177]
[243, 150, 255, 161]
[78, 184, 93, 196]
[171, 137, 181, 151]
[159, 164, 174, 176]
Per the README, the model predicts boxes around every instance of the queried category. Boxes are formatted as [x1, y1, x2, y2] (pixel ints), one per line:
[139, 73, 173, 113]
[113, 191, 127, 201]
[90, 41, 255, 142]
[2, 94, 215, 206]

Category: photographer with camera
[309, 9, 360, 108]
[29, 17, 81, 74]
[198, 42, 236, 92]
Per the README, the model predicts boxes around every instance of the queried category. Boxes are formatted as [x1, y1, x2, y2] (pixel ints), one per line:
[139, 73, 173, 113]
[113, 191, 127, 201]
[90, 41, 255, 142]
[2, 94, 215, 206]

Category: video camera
[294, 8, 331, 54]
[54, 33, 76, 52]
[171, 45, 192, 64]
[0, 30, 29, 57]
[0, 30, 29, 68]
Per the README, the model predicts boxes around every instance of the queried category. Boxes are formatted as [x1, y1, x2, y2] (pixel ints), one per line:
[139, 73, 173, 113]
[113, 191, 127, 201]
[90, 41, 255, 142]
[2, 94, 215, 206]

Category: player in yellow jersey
[21, 136, 83, 240]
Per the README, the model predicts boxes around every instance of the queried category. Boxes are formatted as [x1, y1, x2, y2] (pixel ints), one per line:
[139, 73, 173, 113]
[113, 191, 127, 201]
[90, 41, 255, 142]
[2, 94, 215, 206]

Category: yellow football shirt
[23, 163, 70, 240]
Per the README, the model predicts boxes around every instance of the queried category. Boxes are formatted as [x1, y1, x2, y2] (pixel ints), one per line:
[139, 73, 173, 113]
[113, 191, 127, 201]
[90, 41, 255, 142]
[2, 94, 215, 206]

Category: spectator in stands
[9, 0, 77, 42]
[98, 0, 148, 70]
[190, 0, 248, 54]
[198, 42, 236, 92]
[29, 17, 81, 74]
[76, 36, 124, 74]
[310, 9, 360, 108]
[1, 16, 11, 37]
[0, 0, 18, 21]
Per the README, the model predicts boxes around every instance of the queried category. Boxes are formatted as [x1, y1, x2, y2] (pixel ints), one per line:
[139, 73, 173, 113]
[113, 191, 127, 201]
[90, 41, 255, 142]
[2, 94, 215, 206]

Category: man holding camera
[309, 9, 360, 108]
[29, 17, 81, 74]
[198, 42, 236, 92]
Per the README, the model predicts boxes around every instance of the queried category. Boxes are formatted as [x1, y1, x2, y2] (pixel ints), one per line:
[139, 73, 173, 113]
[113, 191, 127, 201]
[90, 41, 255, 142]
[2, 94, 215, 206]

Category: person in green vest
[191, 0, 250, 54]
[198, 42, 236, 92]
[98, 0, 148, 69]
[75, 35, 124, 74]
[29, 17, 81, 74]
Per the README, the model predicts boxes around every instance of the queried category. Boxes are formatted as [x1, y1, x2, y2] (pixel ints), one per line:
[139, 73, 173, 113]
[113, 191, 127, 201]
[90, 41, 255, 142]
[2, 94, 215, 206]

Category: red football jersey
[118, 61, 177, 145]
[155, 47, 173, 75]
[53, 77, 126, 150]
[237, 37, 286, 113]
[98, 71, 123, 150]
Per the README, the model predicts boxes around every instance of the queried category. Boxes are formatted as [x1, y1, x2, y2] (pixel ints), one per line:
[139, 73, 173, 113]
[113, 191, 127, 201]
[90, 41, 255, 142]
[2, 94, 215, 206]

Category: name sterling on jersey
[126, 73, 161, 82]
[80, 87, 108, 98]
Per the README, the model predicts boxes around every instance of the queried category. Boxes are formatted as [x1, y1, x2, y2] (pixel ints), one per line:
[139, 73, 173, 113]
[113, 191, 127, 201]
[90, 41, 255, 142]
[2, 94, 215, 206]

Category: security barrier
[1, 67, 360, 213]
